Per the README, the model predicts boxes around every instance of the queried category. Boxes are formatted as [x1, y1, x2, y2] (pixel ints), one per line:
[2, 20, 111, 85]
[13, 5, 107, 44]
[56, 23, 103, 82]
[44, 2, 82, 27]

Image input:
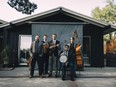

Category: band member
[29, 35, 43, 78]
[48, 34, 61, 77]
[62, 37, 76, 81]
[60, 45, 69, 81]
[42, 35, 49, 75]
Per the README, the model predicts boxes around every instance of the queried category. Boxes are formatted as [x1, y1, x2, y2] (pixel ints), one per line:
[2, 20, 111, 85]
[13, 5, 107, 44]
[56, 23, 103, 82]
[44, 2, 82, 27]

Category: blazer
[30, 41, 43, 57]
[49, 40, 61, 57]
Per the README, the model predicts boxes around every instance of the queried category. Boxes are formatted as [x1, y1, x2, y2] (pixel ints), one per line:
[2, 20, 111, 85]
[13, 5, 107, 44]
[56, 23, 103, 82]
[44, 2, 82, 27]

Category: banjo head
[59, 55, 67, 63]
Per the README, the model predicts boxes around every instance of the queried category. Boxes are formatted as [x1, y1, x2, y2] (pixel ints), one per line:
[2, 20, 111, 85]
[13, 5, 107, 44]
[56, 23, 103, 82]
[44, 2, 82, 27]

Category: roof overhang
[0, 19, 8, 24]
[0, 7, 115, 33]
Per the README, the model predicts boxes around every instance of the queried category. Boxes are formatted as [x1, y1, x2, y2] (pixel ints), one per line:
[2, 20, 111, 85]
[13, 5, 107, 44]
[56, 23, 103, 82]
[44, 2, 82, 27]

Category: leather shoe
[40, 75, 43, 78]
[71, 78, 75, 81]
[48, 74, 52, 77]
[62, 77, 66, 81]
[29, 75, 33, 78]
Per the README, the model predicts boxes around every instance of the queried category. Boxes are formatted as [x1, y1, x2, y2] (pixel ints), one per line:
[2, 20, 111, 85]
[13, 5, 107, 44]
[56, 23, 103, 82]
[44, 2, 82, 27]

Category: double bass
[72, 31, 83, 70]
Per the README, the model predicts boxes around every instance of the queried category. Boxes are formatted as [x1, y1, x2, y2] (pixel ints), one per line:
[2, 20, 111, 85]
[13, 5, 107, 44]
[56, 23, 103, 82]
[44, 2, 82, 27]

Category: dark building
[0, 7, 116, 67]
[0, 19, 8, 63]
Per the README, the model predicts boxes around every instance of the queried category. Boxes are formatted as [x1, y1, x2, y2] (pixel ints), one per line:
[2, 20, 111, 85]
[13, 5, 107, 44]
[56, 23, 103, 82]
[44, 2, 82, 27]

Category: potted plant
[0, 45, 10, 67]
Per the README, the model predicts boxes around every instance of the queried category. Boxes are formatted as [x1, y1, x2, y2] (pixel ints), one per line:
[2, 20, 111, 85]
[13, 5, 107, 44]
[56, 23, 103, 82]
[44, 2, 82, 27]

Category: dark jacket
[49, 40, 61, 57]
[30, 41, 43, 57]
[68, 44, 76, 61]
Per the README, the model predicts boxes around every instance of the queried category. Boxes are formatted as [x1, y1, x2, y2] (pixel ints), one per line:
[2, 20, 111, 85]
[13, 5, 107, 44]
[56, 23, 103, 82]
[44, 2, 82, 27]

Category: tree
[92, 0, 116, 39]
[92, 0, 116, 24]
[92, 0, 116, 53]
[7, 0, 37, 14]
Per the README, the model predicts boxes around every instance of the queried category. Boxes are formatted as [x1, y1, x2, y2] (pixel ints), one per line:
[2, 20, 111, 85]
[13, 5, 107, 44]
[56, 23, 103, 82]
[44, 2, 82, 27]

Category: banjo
[59, 52, 68, 63]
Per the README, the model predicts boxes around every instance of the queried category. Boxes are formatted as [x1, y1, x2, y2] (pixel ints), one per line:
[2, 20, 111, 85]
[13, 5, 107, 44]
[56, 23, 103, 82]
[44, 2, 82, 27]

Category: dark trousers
[43, 53, 49, 74]
[30, 53, 39, 76]
[39, 57, 44, 76]
[62, 61, 75, 79]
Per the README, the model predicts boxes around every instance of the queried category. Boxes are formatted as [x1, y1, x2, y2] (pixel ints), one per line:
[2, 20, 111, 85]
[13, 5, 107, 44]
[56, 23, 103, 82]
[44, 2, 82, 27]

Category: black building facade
[0, 7, 115, 67]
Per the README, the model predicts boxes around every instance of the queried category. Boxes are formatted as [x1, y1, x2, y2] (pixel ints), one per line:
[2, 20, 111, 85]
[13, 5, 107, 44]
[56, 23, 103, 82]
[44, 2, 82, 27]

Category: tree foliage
[92, 0, 116, 24]
[92, 0, 116, 54]
[7, 0, 37, 14]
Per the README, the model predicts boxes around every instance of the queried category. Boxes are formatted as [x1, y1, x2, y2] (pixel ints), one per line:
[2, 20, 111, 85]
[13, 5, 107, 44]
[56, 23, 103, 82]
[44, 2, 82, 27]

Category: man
[49, 34, 60, 77]
[29, 35, 43, 78]
[42, 35, 49, 75]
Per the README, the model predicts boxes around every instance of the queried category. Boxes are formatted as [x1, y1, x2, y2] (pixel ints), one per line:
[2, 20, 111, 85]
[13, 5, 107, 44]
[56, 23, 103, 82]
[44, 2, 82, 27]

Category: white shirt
[65, 51, 68, 56]
[53, 40, 56, 45]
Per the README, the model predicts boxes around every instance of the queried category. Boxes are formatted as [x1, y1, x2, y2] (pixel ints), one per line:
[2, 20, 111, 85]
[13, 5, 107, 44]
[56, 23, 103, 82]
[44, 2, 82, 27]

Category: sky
[0, 0, 109, 22]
